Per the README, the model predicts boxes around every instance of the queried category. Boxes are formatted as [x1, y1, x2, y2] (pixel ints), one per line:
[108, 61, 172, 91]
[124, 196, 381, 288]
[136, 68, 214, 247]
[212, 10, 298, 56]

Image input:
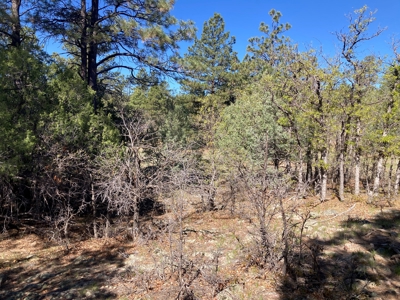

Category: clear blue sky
[172, 0, 400, 60]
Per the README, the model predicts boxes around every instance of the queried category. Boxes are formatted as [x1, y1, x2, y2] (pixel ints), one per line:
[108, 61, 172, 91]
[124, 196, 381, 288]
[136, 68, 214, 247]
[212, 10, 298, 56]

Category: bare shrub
[94, 111, 161, 237]
[94, 109, 199, 241]
[33, 137, 91, 246]
[220, 136, 308, 277]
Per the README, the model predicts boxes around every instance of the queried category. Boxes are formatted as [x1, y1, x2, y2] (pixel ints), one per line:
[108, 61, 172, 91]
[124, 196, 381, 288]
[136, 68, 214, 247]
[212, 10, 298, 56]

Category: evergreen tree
[33, 0, 195, 109]
[179, 13, 239, 210]
[244, 9, 291, 79]
[180, 13, 239, 110]
[129, 82, 194, 143]
[0, 0, 24, 47]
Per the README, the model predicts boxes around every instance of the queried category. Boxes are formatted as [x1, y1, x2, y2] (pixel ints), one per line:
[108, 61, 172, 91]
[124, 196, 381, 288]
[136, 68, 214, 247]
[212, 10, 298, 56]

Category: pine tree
[180, 13, 239, 110]
[33, 0, 195, 109]
[179, 13, 238, 210]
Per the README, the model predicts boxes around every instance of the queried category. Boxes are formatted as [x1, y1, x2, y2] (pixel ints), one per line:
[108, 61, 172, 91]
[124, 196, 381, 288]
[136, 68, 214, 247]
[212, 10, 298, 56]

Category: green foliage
[217, 81, 292, 169]
[244, 9, 291, 78]
[180, 13, 239, 111]
[362, 64, 400, 156]
[44, 58, 120, 153]
[33, 0, 196, 95]
[0, 45, 50, 175]
[129, 82, 194, 143]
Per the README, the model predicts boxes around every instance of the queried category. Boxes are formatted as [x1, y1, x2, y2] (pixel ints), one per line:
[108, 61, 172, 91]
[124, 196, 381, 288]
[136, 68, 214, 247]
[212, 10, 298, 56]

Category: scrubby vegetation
[1, 1, 400, 299]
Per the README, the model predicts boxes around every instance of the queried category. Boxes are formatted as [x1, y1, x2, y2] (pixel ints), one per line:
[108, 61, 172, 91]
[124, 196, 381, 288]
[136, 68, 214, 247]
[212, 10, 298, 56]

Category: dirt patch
[1, 196, 400, 299]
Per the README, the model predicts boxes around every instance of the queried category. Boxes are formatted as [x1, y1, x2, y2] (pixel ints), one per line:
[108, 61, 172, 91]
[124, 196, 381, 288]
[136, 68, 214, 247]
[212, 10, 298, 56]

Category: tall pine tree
[180, 13, 238, 111]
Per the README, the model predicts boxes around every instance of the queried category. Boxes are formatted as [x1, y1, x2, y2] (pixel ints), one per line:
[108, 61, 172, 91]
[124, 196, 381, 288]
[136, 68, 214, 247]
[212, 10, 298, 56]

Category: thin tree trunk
[306, 146, 313, 183]
[382, 157, 388, 194]
[314, 153, 320, 192]
[395, 160, 400, 196]
[178, 190, 184, 289]
[373, 112, 389, 196]
[338, 119, 347, 201]
[279, 195, 290, 277]
[345, 143, 353, 186]
[91, 179, 97, 238]
[80, 0, 88, 81]
[297, 149, 304, 196]
[261, 135, 269, 262]
[132, 195, 139, 237]
[372, 153, 384, 196]
[354, 120, 361, 196]
[339, 150, 345, 201]
[207, 155, 217, 211]
[105, 210, 110, 238]
[320, 149, 328, 202]
[388, 156, 394, 197]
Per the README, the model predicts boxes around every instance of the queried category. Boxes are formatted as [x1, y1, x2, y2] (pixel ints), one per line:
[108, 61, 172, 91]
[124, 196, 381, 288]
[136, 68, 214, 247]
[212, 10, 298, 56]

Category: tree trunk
[320, 149, 328, 202]
[297, 150, 304, 196]
[339, 150, 345, 201]
[354, 119, 361, 196]
[11, 0, 21, 47]
[372, 153, 384, 196]
[88, 0, 99, 110]
[338, 119, 347, 201]
[132, 196, 139, 236]
[105, 210, 110, 238]
[306, 146, 313, 183]
[131, 145, 141, 237]
[395, 160, 400, 196]
[314, 153, 320, 192]
[91, 179, 97, 238]
[258, 187, 269, 265]
[80, 0, 88, 81]
[206, 156, 217, 211]
[388, 156, 394, 197]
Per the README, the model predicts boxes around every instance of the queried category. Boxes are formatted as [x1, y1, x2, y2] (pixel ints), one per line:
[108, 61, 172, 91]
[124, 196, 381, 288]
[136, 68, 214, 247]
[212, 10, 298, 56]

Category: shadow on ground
[279, 209, 400, 300]
[0, 240, 125, 300]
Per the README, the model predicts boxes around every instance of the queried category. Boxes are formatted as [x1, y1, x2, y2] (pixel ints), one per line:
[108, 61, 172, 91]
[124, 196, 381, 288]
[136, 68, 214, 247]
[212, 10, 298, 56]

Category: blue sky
[172, 0, 400, 60]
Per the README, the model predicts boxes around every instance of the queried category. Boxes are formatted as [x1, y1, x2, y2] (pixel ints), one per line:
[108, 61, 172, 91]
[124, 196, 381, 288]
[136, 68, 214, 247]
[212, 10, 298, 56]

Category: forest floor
[1, 192, 400, 299]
